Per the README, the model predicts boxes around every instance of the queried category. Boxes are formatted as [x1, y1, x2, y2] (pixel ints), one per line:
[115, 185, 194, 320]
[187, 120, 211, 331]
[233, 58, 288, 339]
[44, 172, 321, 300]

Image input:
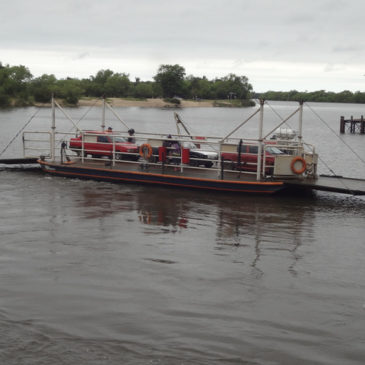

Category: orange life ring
[139, 143, 153, 159]
[291, 156, 307, 174]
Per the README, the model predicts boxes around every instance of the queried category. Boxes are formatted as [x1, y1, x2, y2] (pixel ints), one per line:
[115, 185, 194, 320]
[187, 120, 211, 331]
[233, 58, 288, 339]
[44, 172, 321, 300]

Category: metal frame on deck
[22, 97, 318, 182]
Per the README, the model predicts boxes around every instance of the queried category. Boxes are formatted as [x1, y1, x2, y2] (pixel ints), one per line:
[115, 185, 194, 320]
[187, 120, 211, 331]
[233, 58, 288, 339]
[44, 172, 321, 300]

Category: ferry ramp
[283, 175, 365, 196]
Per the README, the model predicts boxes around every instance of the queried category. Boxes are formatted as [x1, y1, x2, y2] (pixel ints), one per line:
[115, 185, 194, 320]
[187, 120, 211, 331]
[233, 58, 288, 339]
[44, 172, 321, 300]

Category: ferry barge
[20, 98, 365, 196]
[22, 98, 319, 195]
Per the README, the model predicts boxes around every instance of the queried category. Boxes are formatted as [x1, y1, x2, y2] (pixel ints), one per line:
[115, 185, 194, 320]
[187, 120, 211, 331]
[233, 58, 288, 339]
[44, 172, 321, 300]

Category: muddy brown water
[1, 102, 365, 364]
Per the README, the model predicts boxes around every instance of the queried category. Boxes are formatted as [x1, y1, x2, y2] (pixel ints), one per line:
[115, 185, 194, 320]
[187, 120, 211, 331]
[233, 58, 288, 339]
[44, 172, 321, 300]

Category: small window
[84, 135, 97, 143]
[266, 146, 284, 155]
[112, 136, 127, 143]
[248, 145, 258, 154]
[97, 136, 110, 143]
[182, 142, 196, 150]
[237, 144, 248, 153]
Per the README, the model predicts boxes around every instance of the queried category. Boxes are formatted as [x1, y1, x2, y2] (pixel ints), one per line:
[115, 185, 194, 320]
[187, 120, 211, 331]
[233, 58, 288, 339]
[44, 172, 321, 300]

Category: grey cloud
[1, 0, 365, 90]
[73, 52, 90, 60]
[332, 46, 362, 53]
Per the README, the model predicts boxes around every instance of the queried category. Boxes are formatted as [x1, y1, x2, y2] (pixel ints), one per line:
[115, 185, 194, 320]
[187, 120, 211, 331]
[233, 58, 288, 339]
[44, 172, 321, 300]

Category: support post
[350, 116, 354, 133]
[340, 116, 345, 134]
[51, 95, 56, 161]
[256, 99, 264, 181]
[101, 97, 106, 132]
[298, 100, 303, 144]
[361, 115, 365, 134]
[112, 136, 115, 167]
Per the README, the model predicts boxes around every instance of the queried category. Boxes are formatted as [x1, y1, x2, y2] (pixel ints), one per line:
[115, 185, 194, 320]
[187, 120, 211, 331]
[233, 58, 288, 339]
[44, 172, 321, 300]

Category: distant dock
[340, 116, 365, 134]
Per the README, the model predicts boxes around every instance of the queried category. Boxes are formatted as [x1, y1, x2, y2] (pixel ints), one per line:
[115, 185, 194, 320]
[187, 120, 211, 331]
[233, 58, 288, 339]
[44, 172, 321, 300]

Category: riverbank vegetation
[0, 62, 254, 108]
[1, 61, 364, 108]
[256, 90, 365, 104]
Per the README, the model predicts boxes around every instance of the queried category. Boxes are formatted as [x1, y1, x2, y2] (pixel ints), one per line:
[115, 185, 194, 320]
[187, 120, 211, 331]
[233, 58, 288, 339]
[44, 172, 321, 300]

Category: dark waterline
[1, 103, 365, 364]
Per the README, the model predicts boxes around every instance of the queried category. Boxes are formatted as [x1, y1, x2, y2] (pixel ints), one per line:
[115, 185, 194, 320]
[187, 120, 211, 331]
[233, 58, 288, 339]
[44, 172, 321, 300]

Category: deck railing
[23, 130, 316, 180]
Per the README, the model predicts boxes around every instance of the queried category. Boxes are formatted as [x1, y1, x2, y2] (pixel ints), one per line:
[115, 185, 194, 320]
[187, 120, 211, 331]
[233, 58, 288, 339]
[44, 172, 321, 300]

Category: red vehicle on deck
[221, 143, 285, 174]
[69, 131, 139, 160]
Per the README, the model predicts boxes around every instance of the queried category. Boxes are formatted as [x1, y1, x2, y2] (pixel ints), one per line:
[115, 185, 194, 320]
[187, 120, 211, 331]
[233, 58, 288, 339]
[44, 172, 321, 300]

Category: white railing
[23, 129, 317, 180]
[23, 131, 52, 158]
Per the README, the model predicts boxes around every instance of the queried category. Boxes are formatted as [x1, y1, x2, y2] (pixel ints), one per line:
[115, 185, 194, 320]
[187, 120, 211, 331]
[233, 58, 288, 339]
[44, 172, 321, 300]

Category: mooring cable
[306, 102, 365, 165]
[174, 113, 219, 152]
[305, 102, 365, 193]
[56, 98, 100, 147]
[265, 101, 295, 131]
[0, 108, 41, 158]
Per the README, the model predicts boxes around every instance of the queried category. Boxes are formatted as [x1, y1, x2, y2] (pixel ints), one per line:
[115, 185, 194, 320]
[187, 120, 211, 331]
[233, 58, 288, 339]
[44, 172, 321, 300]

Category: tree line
[0, 62, 254, 107]
[1, 61, 364, 108]
[256, 89, 365, 104]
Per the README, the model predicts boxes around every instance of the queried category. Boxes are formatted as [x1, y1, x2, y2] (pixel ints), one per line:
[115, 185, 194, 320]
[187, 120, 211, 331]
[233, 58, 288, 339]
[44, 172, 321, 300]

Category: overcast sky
[1, 0, 364, 92]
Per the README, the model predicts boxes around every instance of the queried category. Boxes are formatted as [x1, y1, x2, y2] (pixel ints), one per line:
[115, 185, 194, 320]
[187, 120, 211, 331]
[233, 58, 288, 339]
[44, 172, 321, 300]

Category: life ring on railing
[139, 143, 153, 159]
[290, 156, 307, 175]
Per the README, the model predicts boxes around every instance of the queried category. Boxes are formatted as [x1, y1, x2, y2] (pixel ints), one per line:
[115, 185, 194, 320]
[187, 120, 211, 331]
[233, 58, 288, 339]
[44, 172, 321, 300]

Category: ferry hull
[39, 160, 285, 195]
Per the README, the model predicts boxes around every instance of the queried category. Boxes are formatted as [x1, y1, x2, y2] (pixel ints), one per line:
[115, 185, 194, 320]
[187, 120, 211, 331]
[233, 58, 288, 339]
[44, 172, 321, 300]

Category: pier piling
[340, 116, 345, 133]
[340, 116, 365, 134]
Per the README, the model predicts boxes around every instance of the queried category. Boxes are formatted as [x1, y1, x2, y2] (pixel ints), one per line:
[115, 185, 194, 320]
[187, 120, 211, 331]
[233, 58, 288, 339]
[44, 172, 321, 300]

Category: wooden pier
[340, 116, 365, 134]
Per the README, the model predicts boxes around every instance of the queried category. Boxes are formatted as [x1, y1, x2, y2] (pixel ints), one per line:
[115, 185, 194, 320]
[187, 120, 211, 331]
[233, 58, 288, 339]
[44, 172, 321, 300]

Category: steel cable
[0, 108, 41, 158]
[306, 102, 365, 165]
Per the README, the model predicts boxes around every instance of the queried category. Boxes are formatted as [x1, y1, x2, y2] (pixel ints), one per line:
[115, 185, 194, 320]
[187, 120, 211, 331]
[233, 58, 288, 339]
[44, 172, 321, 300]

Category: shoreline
[94, 98, 214, 108]
[79, 97, 215, 108]
[33, 97, 248, 108]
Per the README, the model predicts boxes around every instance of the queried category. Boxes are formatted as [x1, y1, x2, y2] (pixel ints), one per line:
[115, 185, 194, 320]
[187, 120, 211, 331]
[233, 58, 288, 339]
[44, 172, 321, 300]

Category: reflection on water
[136, 188, 189, 229]
[129, 187, 316, 277]
[0, 171, 365, 364]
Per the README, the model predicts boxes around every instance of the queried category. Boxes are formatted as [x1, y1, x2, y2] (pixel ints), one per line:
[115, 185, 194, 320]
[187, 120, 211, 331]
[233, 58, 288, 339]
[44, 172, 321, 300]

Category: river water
[0, 102, 365, 364]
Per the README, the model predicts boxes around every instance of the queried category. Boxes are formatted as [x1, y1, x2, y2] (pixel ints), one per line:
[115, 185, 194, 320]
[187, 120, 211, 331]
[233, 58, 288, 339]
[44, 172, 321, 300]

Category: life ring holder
[291, 156, 307, 175]
[139, 143, 153, 159]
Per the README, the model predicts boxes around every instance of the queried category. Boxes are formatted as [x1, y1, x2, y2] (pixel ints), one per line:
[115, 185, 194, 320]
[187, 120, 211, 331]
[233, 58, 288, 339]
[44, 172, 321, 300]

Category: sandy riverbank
[78, 98, 215, 108]
[33, 97, 253, 108]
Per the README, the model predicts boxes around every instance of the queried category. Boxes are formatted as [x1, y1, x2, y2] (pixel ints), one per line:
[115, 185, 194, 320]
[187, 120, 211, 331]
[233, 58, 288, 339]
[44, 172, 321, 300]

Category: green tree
[5, 65, 32, 96]
[104, 73, 131, 97]
[0, 64, 32, 105]
[55, 78, 84, 105]
[132, 82, 154, 98]
[214, 74, 252, 100]
[30, 74, 57, 102]
[185, 76, 214, 99]
[154, 64, 186, 98]
[79, 78, 99, 97]
[92, 69, 114, 85]
[353, 91, 365, 103]
[89, 69, 114, 96]
[335, 90, 353, 103]
[0, 86, 10, 107]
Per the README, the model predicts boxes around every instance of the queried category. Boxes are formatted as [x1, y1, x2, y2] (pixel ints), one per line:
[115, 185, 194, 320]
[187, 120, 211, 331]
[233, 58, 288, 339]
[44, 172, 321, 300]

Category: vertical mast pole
[101, 97, 106, 131]
[51, 94, 56, 161]
[298, 100, 303, 144]
[256, 99, 265, 181]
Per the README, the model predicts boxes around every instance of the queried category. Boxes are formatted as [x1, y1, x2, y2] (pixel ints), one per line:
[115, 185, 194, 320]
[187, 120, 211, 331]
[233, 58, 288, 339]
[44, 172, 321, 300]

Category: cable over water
[306, 102, 365, 165]
[0, 108, 41, 158]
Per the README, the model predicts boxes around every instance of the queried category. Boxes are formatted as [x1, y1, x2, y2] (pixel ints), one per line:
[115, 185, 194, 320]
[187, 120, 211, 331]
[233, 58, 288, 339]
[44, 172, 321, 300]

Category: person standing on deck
[127, 129, 135, 143]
